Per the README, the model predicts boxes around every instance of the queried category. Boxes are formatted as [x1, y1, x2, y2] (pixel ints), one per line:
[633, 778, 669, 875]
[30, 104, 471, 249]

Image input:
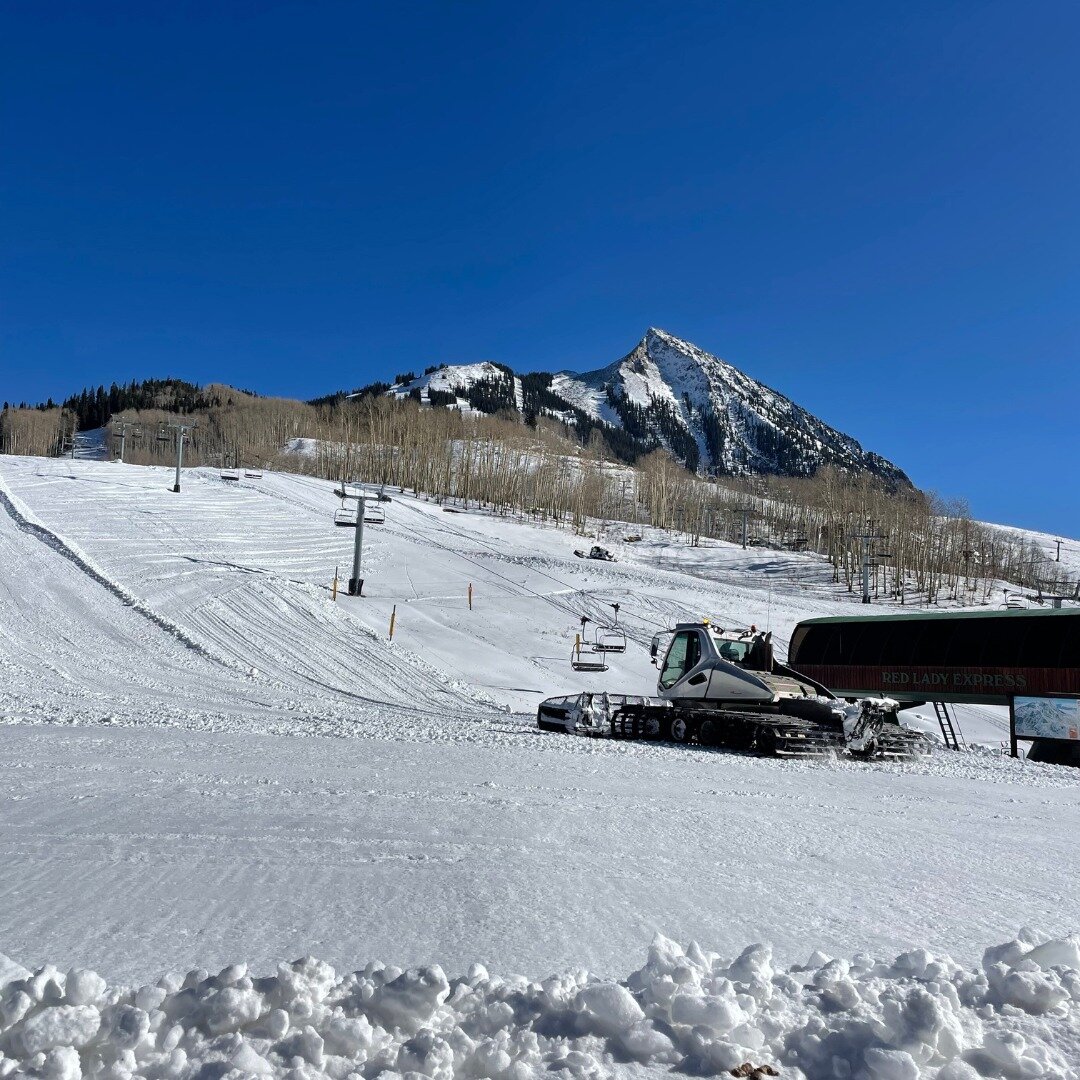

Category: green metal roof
[796, 607, 1080, 626]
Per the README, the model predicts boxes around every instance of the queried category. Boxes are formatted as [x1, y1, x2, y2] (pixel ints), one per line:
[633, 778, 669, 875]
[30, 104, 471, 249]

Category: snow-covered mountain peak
[380, 329, 909, 486]
[618, 327, 747, 406]
[554, 329, 910, 484]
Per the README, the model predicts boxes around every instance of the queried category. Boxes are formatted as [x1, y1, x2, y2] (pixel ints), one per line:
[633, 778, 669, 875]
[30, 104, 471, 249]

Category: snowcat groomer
[537, 622, 931, 760]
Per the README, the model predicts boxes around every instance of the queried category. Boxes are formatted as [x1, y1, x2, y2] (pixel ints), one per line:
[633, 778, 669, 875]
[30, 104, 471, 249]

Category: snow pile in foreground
[3, 933, 1079, 1080]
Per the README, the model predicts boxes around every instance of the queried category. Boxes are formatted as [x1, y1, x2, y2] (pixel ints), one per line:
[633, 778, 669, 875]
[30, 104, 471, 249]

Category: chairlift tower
[618, 476, 633, 522]
[854, 520, 890, 604]
[160, 421, 196, 493]
[348, 495, 367, 596]
[730, 506, 754, 550]
[112, 421, 141, 464]
[961, 548, 977, 603]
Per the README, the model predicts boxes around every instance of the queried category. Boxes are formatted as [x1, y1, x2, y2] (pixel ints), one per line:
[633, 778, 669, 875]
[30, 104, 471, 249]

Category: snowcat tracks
[613, 705, 843, 758]
[710, 713, 844, 758]
[764, 723, 844, 758]
[609, 708, 667, 741]
[537, 696, 930, 762]
[853, 729, 935, 761]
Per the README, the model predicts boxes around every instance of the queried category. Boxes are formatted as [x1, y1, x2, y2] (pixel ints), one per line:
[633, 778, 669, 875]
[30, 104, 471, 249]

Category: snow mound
[2, 933, 1078, 1079]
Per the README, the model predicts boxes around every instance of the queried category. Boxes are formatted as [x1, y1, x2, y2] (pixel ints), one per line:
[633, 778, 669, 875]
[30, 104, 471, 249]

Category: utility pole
[730, 507, 753, 549]
[1054, 539, 1063, 563]
[348, 495, 367, 596]
[161, 421, 196, 493]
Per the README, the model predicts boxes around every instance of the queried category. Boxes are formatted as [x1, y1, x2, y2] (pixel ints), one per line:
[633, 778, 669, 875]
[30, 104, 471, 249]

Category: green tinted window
[660, 631, 697, 689]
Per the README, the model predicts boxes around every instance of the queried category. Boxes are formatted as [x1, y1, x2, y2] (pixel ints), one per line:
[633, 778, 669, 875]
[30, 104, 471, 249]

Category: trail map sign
[1014, 696, 1080, 742]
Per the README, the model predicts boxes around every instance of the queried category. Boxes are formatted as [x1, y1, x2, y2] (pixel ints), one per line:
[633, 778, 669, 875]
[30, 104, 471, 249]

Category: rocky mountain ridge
[391, 328, 910, 486]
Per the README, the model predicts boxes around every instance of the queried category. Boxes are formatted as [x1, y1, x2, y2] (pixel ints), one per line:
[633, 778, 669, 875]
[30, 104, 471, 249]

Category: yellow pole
[574, 633, 581, 660]
[389, 605, 397, 640]
[332, 566, 339, 602]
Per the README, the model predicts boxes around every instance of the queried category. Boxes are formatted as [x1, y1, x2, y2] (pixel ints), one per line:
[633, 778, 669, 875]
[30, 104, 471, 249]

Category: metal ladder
[933, 702, 965, 751]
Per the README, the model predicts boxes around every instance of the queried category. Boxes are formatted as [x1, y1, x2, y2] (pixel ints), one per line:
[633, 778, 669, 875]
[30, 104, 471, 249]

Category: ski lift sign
[1013, 695, 1080, 741]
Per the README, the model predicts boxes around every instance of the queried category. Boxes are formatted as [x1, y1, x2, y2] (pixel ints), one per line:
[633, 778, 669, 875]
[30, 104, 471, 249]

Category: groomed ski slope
[1, 456, 1078, 1078]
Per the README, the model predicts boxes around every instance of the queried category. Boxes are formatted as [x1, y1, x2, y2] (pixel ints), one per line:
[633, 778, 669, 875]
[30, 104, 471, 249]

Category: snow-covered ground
[1, 455, 1077, 1077]
[73, 427, 109, 461]
[982, 521, 1080, 585]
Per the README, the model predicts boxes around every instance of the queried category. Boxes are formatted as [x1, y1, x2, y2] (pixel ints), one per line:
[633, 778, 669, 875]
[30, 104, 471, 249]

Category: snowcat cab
[651, 624, 834, 716]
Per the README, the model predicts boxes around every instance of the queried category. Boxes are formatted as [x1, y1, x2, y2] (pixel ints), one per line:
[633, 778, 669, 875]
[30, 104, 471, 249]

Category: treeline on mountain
[303, 365, 888, 484]
[2, 378, 1074, 604]
[604, 388, 702, 473]
[312, 369, 659, 466]
[634, 454, 1074, 606]
[307, 382, 391, 407]
[3, 379, 225, 433]
[452, 373, 516, 414]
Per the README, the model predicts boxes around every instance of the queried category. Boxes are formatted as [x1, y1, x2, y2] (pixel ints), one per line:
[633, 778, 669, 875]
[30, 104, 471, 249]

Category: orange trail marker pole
[332, 566, 339, 601]
[389, 605, 397, 640]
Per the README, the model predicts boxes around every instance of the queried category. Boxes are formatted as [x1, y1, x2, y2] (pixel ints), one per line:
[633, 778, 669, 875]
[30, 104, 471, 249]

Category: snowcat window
[660, 631, 700, 689]
[715, 638, 749, 663]
[688, 635, 700, 669]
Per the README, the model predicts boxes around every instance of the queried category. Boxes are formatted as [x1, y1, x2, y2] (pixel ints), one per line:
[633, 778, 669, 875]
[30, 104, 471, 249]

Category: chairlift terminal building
[788, 608, 1080, 760]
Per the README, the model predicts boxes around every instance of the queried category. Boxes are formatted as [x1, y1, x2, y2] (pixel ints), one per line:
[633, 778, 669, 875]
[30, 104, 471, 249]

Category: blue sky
[3, 2, 1078, 533]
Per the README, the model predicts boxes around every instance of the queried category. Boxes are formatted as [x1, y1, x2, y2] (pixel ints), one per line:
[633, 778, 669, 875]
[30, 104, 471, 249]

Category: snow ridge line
[0, 480, 238, 671]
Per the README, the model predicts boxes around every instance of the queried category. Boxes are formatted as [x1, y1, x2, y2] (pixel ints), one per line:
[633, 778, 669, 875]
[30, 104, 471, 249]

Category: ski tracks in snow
[0, 479, 227, 666]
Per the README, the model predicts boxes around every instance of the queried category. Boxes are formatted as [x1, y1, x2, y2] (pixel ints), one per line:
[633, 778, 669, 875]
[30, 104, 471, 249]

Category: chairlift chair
[243, 470, 263, 479]
[571, 617, 609, 673]
[334, 507, 358, 527]
[363, 503, 386, 524]
[593, 603, 627, 653]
